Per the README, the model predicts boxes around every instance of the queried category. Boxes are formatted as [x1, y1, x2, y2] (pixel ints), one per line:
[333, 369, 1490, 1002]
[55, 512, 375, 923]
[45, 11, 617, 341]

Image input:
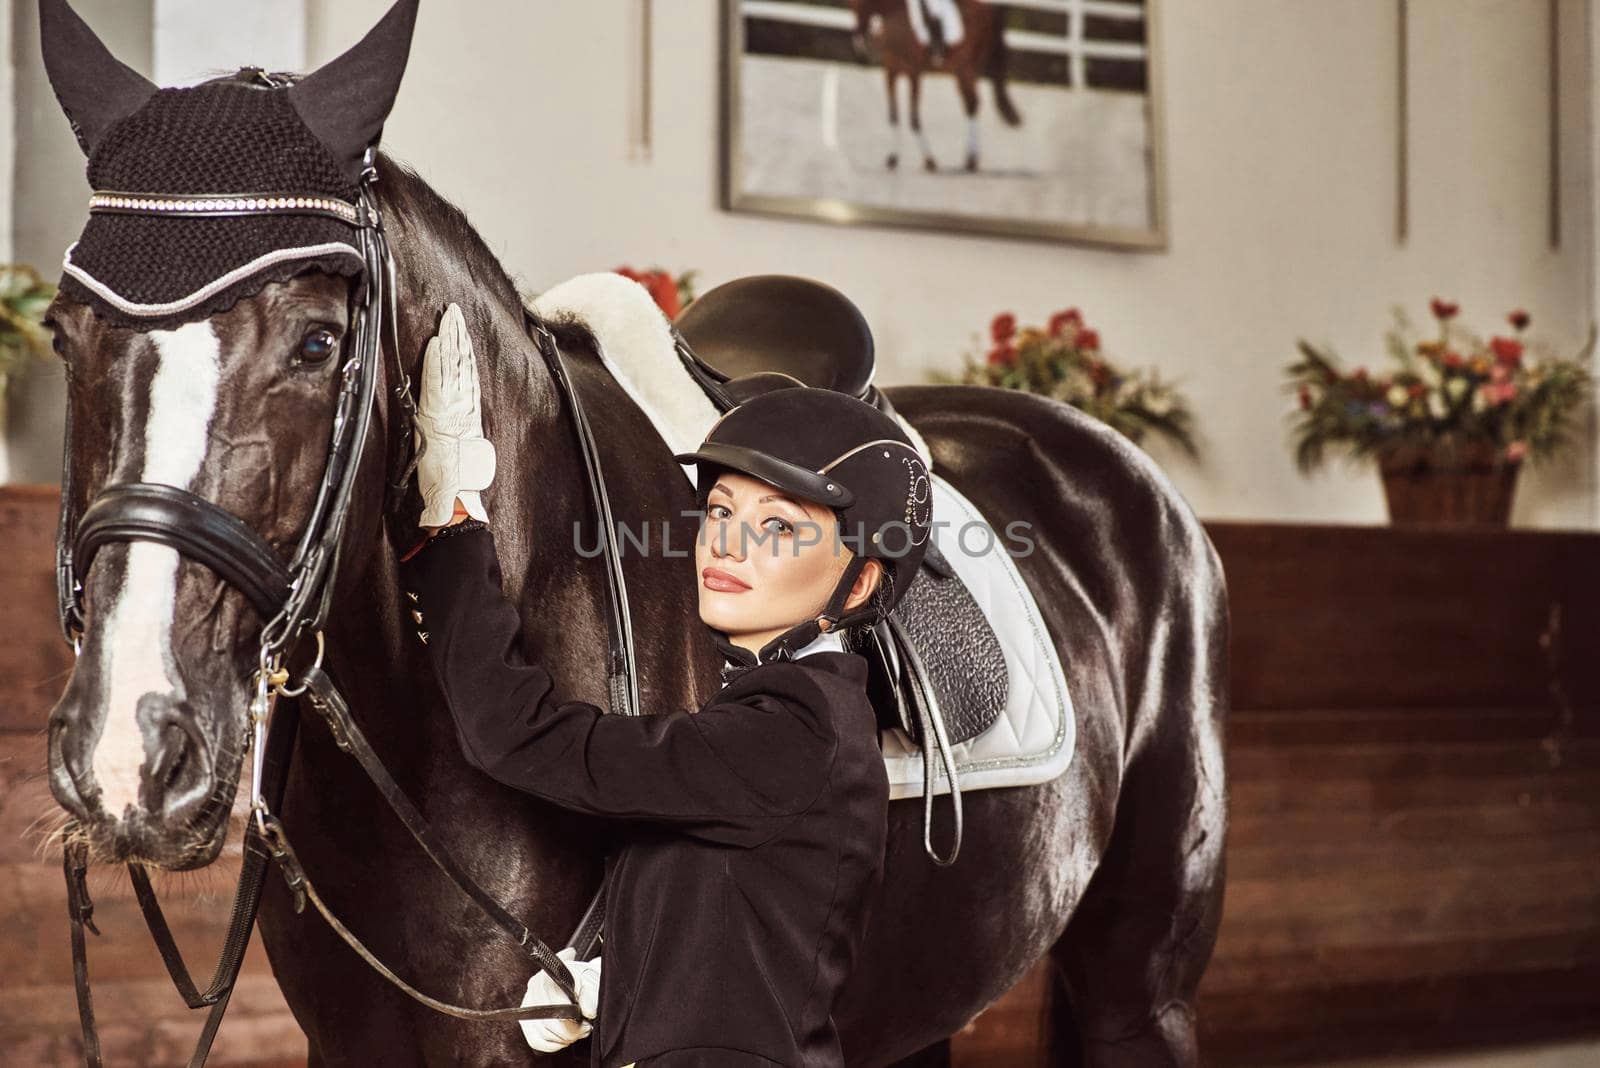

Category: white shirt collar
[719, 628, 846, 676]
[791, 628, 846, 659]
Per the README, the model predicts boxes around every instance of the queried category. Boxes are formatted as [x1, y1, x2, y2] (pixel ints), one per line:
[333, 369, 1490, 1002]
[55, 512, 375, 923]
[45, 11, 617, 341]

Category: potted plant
[0, 265, 57, 480]
[936, 307, 1198, 457]
[1287, 299, 1595, 526]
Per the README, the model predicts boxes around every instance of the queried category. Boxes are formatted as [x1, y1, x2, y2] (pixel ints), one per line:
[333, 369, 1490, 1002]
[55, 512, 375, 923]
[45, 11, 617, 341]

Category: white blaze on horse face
[94, 321, 222, 817]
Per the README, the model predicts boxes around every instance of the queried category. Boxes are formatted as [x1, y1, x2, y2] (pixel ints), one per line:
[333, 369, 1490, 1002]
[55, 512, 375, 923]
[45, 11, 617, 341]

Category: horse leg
[1045, 691, 1228, 1066]
[955, 68, 981, 172]
[885, 67, 901, 171]
[910, 72, 937, 171]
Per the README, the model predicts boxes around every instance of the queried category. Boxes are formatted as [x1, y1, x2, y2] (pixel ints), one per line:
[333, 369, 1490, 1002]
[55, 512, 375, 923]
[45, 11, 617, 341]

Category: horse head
[39, 0, 420, 870]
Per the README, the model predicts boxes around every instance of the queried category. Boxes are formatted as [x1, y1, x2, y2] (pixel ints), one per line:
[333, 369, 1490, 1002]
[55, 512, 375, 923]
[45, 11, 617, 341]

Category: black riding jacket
[403, 525, 890, 1067]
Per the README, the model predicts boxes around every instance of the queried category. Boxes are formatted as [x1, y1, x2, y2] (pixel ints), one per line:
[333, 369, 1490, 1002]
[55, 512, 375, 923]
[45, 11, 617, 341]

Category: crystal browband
[89, 191, 360, 225]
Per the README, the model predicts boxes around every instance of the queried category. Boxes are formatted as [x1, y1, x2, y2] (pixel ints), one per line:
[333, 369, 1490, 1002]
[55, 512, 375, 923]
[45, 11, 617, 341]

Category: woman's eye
[297, 327, 340, 364]
[763, 516, 793, 536]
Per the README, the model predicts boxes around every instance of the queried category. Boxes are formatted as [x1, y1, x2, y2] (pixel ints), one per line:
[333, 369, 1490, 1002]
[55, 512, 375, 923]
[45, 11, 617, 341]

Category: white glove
[415, 302, 497, 528]
[519, 947, 602, 1053]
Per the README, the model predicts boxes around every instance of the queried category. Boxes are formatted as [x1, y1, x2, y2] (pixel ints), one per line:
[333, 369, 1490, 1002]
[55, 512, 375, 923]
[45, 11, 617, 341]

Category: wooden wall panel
[947, 521, 1600, 1066]
[1213, 522, 1600, 714]
[0, 487, 305, 1065]
[0, 486, 74, 732]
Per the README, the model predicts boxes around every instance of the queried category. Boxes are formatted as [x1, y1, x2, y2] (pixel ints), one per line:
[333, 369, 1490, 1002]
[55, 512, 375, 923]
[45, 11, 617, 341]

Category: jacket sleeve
[402, 525, 838, 847]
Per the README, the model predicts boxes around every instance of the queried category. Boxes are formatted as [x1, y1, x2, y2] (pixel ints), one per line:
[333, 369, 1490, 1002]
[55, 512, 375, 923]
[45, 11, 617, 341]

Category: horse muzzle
[48, 676, 235, 869]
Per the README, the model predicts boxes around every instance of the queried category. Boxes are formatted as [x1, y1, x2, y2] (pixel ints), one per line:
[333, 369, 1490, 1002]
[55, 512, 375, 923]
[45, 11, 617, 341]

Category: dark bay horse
[38, 3, 1227, 1065]
[850, 0, 1022, 172]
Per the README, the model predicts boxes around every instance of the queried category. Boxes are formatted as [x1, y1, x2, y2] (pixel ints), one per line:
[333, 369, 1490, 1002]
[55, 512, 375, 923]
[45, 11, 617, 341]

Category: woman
[402, 305, 933, 1066]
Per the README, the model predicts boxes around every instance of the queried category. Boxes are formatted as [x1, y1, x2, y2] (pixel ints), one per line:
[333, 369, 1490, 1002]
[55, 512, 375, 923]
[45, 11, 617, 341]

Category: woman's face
[695, 470, 881, 654]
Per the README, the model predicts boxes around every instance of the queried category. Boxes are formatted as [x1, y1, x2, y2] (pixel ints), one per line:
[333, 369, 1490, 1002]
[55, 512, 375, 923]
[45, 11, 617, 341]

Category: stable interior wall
[4, 0, 1597, 530]
[304, 0, 1600, 529]
[6, 0, 152, 483]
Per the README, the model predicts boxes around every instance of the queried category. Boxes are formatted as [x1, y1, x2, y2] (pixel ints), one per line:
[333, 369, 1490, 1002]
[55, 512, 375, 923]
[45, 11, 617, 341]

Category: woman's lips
[703, 567, 751, 592]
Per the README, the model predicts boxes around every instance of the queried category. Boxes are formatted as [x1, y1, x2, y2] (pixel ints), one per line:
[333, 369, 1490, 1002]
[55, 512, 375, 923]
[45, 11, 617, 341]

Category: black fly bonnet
[44, 0, 418, 332]
[59, 82, 368, 330]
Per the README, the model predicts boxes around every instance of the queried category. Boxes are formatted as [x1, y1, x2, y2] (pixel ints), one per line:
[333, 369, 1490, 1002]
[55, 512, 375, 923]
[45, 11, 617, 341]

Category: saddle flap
[864, 553, 1009, 747]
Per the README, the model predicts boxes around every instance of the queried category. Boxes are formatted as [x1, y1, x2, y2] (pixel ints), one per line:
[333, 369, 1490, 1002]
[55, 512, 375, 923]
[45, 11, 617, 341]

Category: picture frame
[720, 0, 1169, 250]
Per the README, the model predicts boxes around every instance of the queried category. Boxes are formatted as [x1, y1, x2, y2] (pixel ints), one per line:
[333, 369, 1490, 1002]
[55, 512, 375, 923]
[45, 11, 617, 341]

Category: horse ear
[38, 0, 157, 156]
[289, 0, 420, 183]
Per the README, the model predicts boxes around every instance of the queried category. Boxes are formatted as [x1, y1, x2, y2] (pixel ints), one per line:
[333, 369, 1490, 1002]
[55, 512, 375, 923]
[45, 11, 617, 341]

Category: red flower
[1441, 351, 1465, 370]
[1076, 329, 1101, 352]
[1298, 385, 1313, 410]
[1430, 297, 1459, 320]
[1509, 309, 1531, 331]
[1407, 382, 1427, 398]
[990, 313, 1017, 343]
[986, 341, 1017, 366]
[1482, 381, 1518, 405]
[644, 271, 682, 319]
[1047, 308, 1083, 337]
[1490, 336, 1523, 365]
[615, 266, 681, 319]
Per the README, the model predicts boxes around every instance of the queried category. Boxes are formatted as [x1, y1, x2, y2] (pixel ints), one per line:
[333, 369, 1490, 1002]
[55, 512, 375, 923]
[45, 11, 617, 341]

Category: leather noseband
[72, 482, 291, 621]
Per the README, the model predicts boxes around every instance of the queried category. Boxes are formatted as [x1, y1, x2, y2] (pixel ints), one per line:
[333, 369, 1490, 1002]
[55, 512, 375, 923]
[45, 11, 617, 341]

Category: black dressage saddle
[675, 276, 1011, 864]
[674, 274, 878, 399]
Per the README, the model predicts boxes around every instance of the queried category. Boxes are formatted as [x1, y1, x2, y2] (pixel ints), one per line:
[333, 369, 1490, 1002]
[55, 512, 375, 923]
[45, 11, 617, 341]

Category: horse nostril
[46, 716, 96, 822]
[138, 698, 216, 827]
[149, 723, 189, 792]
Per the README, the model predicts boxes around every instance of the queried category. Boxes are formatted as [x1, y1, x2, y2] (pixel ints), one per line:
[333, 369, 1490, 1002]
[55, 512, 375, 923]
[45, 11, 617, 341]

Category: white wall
[302, 0, 1597, 528]
[6, 0, 152, 484]
[0, 0, 13, 485]
[0, 0, 13, 267]
[4, 0, 1595, 531]
[153, 0, 304, 86]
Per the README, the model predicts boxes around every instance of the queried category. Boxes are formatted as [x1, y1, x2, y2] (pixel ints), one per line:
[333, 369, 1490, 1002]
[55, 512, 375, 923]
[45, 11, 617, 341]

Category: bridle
[53, 148, 633, 1066]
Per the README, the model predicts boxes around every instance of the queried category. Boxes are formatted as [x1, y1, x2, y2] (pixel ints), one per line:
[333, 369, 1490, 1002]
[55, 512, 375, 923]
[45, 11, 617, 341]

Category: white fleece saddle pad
[529, 273, 1076, 799]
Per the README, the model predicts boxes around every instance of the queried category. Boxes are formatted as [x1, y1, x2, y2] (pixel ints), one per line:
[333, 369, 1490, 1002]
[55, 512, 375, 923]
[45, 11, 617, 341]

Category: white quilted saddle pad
[530, 273, 1076, 798]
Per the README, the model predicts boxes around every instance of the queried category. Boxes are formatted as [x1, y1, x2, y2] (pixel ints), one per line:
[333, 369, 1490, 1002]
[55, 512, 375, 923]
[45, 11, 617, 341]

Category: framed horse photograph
[720, 0, 1168, 249]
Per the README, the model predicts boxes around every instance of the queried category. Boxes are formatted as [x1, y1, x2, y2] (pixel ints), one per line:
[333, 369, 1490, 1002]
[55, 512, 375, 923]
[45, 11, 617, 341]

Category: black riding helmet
[674, 380, 933, 666]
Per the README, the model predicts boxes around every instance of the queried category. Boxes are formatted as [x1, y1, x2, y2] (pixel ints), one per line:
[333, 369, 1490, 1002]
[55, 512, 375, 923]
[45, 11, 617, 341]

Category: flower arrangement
[0, 264, 56, 388]
[1286, 299, 1595, 475]
[614, 265, 697, 321]
[934, 307, 1198, 456]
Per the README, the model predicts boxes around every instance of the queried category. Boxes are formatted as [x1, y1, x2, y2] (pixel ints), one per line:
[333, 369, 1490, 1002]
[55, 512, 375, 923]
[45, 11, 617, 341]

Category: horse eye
[297, 327, 340, 365]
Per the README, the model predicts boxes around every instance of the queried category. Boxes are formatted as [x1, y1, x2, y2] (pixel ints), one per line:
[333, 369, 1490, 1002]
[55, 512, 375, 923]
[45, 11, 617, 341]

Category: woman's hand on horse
[415, 302, 496, 529]
[518, 947, 602, 1052]
[424, 498, 475, 534]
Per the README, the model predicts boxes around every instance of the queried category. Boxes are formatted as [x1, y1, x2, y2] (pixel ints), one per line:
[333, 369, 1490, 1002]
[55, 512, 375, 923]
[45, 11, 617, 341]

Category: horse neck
[352, 164, 719, 714]
[336, 175, 616, 704]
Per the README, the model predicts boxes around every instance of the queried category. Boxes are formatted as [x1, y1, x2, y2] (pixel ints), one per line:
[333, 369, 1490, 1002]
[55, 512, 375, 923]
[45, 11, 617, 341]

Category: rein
[53, 154, 632, 1066]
